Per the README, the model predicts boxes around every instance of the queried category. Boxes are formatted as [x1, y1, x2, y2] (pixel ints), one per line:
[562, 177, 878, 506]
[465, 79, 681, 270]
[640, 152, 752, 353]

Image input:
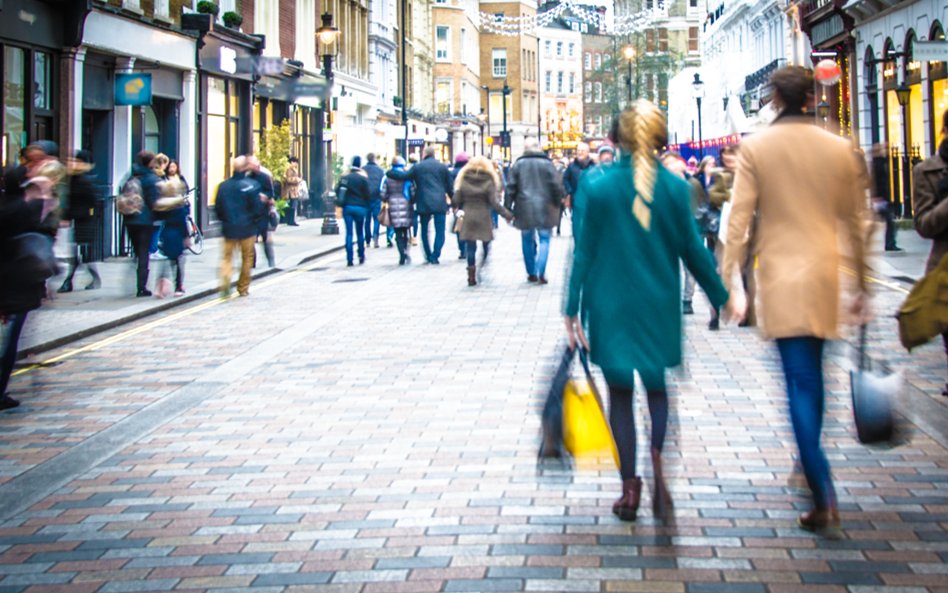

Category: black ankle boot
[57, 280, 73, 293]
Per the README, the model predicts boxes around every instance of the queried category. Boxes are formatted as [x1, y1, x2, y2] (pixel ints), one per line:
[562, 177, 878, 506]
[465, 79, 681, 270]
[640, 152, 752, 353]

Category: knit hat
[597, 144, 615, 156]
[351, 155, 362, 168]
[454, 151, 470, 165]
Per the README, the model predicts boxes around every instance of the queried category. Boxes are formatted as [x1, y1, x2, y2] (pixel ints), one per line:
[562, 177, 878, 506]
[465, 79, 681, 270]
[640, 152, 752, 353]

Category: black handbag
[850, 324, 903, 445]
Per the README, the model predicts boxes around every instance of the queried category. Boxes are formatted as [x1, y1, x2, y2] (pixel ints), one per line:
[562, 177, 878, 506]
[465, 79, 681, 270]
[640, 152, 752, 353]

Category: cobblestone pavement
[0, 224, 945, 593]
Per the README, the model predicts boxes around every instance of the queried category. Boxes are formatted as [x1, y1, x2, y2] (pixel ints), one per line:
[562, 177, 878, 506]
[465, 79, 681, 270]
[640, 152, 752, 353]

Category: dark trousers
[465, 240, 490, 266]
[776, 337, 835, 510]
[0, 312, 28, 397]
[286, 199, 299, 225]
[607, 370, 668, 480]
[883, 203, 899, 249]
[419, 213, 446, 263]
[365, 200, 381, 244]
[127, 224, 153, 292]
[395, 228, 410, 263]
[343, 205, 368, 264]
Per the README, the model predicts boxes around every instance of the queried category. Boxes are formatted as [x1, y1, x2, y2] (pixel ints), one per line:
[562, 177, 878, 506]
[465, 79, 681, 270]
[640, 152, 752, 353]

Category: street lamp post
[481, 84, 491, 159]
[692, 73, 704, 157]
[623, 45, 635, 104]
[501, 80, 511, 162]
[316, 12, 340, 235]
[477, 109, 488, 156]
[895, 81, 912, 217]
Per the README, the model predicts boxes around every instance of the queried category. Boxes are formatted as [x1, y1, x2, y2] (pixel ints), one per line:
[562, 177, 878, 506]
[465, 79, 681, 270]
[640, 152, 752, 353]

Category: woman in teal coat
[565, 101, 728, 522]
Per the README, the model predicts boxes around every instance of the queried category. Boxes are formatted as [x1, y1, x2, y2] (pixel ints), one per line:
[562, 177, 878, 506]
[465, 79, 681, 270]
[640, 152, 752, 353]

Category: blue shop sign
[115, 73, 152, 106]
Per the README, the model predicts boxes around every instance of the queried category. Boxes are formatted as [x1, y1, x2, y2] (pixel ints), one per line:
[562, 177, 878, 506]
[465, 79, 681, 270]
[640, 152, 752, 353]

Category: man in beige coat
[722, 66, 868, 538]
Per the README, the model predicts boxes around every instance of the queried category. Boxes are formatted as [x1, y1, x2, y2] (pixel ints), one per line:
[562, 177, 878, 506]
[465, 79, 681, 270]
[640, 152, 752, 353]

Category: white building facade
[538, 18, 584, 154]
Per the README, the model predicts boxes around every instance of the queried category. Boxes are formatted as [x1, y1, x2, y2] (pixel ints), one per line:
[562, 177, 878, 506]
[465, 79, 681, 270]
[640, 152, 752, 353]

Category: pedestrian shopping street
[0, 225, 946, 593]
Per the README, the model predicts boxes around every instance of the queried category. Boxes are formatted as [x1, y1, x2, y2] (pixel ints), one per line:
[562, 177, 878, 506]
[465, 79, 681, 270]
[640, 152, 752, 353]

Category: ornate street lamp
[895, 81, 912, 217]
[692, 73, 704, 157]
[316, 12, 341, 235]
[816, 99, 830, 120]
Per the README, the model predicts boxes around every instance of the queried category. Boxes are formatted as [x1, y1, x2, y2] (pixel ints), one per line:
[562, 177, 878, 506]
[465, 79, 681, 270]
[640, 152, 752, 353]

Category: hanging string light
[478, 0, 666, 37]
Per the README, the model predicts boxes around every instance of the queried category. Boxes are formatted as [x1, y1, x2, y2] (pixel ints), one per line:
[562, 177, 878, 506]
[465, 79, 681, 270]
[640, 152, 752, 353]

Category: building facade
[479, 0, 540, 160]
[582, 32, 616, 146]
[538, 3, 584, 156]
[432, 0, 485, 162]
[847, 0, 947, 217]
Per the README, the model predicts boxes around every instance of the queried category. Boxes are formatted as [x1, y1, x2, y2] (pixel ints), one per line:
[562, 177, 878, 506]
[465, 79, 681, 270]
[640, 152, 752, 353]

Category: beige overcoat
[722, 116, 868, 340]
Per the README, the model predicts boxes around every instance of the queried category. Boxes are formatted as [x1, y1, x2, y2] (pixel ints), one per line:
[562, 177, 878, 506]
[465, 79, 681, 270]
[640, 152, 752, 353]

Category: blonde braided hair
[617, 100, 667, 230]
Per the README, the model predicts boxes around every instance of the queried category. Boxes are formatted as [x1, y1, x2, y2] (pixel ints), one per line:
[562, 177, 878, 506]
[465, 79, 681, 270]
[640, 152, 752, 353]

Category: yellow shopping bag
[562, 350, 620, 470]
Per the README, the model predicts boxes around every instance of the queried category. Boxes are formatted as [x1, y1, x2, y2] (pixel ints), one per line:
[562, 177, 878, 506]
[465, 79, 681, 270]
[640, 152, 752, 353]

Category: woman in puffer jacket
[453, 155, 513, 286]
[381, 156, 414, 265]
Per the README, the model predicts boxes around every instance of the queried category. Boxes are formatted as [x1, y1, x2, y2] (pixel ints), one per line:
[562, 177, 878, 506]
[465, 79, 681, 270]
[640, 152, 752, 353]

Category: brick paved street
[0, 223, 946, 593]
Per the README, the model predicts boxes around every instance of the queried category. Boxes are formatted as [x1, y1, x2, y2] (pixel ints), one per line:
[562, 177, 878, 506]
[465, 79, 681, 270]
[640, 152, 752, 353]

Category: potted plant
[222, 11, 243, 29]
[196, 1, 220, 16]
[258, 119, 292, 220]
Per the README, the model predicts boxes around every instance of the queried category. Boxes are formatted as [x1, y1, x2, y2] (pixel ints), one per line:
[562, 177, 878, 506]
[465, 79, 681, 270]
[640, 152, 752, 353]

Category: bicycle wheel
[188, 229, 204, 255]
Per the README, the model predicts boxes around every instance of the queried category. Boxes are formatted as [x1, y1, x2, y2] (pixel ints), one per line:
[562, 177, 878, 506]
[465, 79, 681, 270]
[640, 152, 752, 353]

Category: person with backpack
[0, 163, 60, 410]
[121, 151, 160, 297]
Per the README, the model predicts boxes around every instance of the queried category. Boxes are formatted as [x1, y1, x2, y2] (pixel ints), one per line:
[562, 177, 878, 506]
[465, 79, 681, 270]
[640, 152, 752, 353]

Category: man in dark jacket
[409, 146, 454, 264]
[124, 151, 160, 296]
[505, 138, 564, 284]
[561, 142, 593, 235]
[337, 156, 372, 266]
[58, 150, 102, 293]
[215, 156, 262, 297]
[363, 153, 386, 249]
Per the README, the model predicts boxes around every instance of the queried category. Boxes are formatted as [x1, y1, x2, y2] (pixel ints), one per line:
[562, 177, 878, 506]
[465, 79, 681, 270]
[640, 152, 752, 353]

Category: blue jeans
[343, 205, 368, 264]
[465, 240, 490, 266]
[521, 229, 552, 277]
[776, 337, 836, 510]
[365, 199, 382, 244]
[419, 213, 446, 263]
[0, 312, 28, 398]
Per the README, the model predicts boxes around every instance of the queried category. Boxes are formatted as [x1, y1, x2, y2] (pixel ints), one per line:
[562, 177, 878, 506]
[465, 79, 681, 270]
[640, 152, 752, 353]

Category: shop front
[193, 25, 263, 233]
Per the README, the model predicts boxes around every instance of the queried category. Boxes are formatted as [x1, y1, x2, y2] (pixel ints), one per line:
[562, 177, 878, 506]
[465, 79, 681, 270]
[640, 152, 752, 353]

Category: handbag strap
[858, 323, 870, 371]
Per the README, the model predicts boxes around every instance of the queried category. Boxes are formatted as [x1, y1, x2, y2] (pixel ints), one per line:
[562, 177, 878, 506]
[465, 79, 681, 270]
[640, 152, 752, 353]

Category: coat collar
[917, 152, 948, 173]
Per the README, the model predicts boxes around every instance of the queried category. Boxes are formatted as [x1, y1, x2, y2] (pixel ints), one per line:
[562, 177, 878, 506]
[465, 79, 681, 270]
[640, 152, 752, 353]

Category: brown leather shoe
[798, 508, 841, 539]
[537, 276, 548, 285]
[612, 477, 642, 521]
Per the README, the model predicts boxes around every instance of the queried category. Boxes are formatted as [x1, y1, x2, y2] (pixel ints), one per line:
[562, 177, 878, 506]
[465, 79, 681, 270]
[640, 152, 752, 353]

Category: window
[122, 0, 141, 9]
[33, 52, 51, 110]
[492, 48, 507, 77]
[545, 71, 552, 92]
[646, 30, 656, 52]
[460, 29, 467, 66]
[545, 40, 552, 57]
[584, 82, 591, 102]
[584, 52, 591, 70]
[594, 53, 601, 69]
[4, 47, 25, 169]
[659, 28, 668, 52]
[585, 116, 592, 134]
[436, 80, 451, 114]
[436, 26, 450, 61]
[568, 43, 575, 58]
[688, 27, 699, 52]
[154, 0, 170, 17]
[557, 71, 563, 94]
[690, 0, 698, 6]
[556, 42, 563, 57]
[594, 82, 602, 103]
[645, 0, 653, 8]
[596, 115, 603, 131]
[568, 72, 575, 94]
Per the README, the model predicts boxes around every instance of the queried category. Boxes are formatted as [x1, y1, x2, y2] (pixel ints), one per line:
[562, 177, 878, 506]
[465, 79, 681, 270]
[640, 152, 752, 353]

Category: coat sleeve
[489, 180, 512, 219]
[444, 167, 455, 199]
[844, 151, 869, 293]
[214, 185, 226, 222]
[564, 189, 601, 317]
[913, 162, 948, 239]
[504, 165, 519, 211]
[721, 147, 759, 296]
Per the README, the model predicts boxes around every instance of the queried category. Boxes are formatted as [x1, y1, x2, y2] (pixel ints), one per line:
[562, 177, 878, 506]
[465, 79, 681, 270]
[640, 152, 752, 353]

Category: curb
[19, 245, 345, 360]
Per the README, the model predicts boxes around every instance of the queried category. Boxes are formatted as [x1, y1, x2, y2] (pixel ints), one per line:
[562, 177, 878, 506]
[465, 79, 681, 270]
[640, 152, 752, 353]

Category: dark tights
[608, 380, 669, 480]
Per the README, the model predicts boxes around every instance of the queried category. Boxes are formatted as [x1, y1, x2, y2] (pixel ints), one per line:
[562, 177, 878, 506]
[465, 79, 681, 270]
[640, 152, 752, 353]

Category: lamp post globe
[692, 73, 704, 157]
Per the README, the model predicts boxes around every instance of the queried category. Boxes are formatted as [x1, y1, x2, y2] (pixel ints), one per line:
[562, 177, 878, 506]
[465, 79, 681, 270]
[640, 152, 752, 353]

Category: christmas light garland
[477, 0, 667, 37]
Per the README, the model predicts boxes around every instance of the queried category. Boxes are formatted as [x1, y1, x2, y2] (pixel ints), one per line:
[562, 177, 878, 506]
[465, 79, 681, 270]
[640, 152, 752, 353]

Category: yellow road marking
[840, 265, 911, 295]
[12, 257, 334, 377]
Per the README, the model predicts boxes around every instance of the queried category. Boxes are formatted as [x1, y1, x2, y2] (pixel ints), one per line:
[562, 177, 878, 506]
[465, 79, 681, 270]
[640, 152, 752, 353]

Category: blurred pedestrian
[722, 66, 869, 538]
[870, 143, 901, 251]
[246, 156, 276, 267]
[363, 153, 385, 248]
[912, 108, 948, 396]
[381, 156, 414, 265]
[58, 150, 101, 292]
[450, 152, 470, 260]
[707, 145, 745, 329]
[215, 156, 260, 297]
[409, 146, 454, 264]
[154, 166, 189, 297]
[565, 101, 727, 522]
[453, 156, 512, 286]
[561, 142, 594, 235]
[505, 137, 564, 284]
[282, 156, 302, 226]
[661, 151, 700, 316]
[337, 155, 372, 266]
[597, 144, 616, 166]
[124, 151, 160, 297]
[0, 151, 62, 409]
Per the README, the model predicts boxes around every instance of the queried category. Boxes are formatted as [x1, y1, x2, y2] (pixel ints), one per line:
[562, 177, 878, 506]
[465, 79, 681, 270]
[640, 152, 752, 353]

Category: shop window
[33, 52, 51, 110]
[207, 77, 242, 206]
[143, 107, 160, 154]
[3, 47, 25, 169]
